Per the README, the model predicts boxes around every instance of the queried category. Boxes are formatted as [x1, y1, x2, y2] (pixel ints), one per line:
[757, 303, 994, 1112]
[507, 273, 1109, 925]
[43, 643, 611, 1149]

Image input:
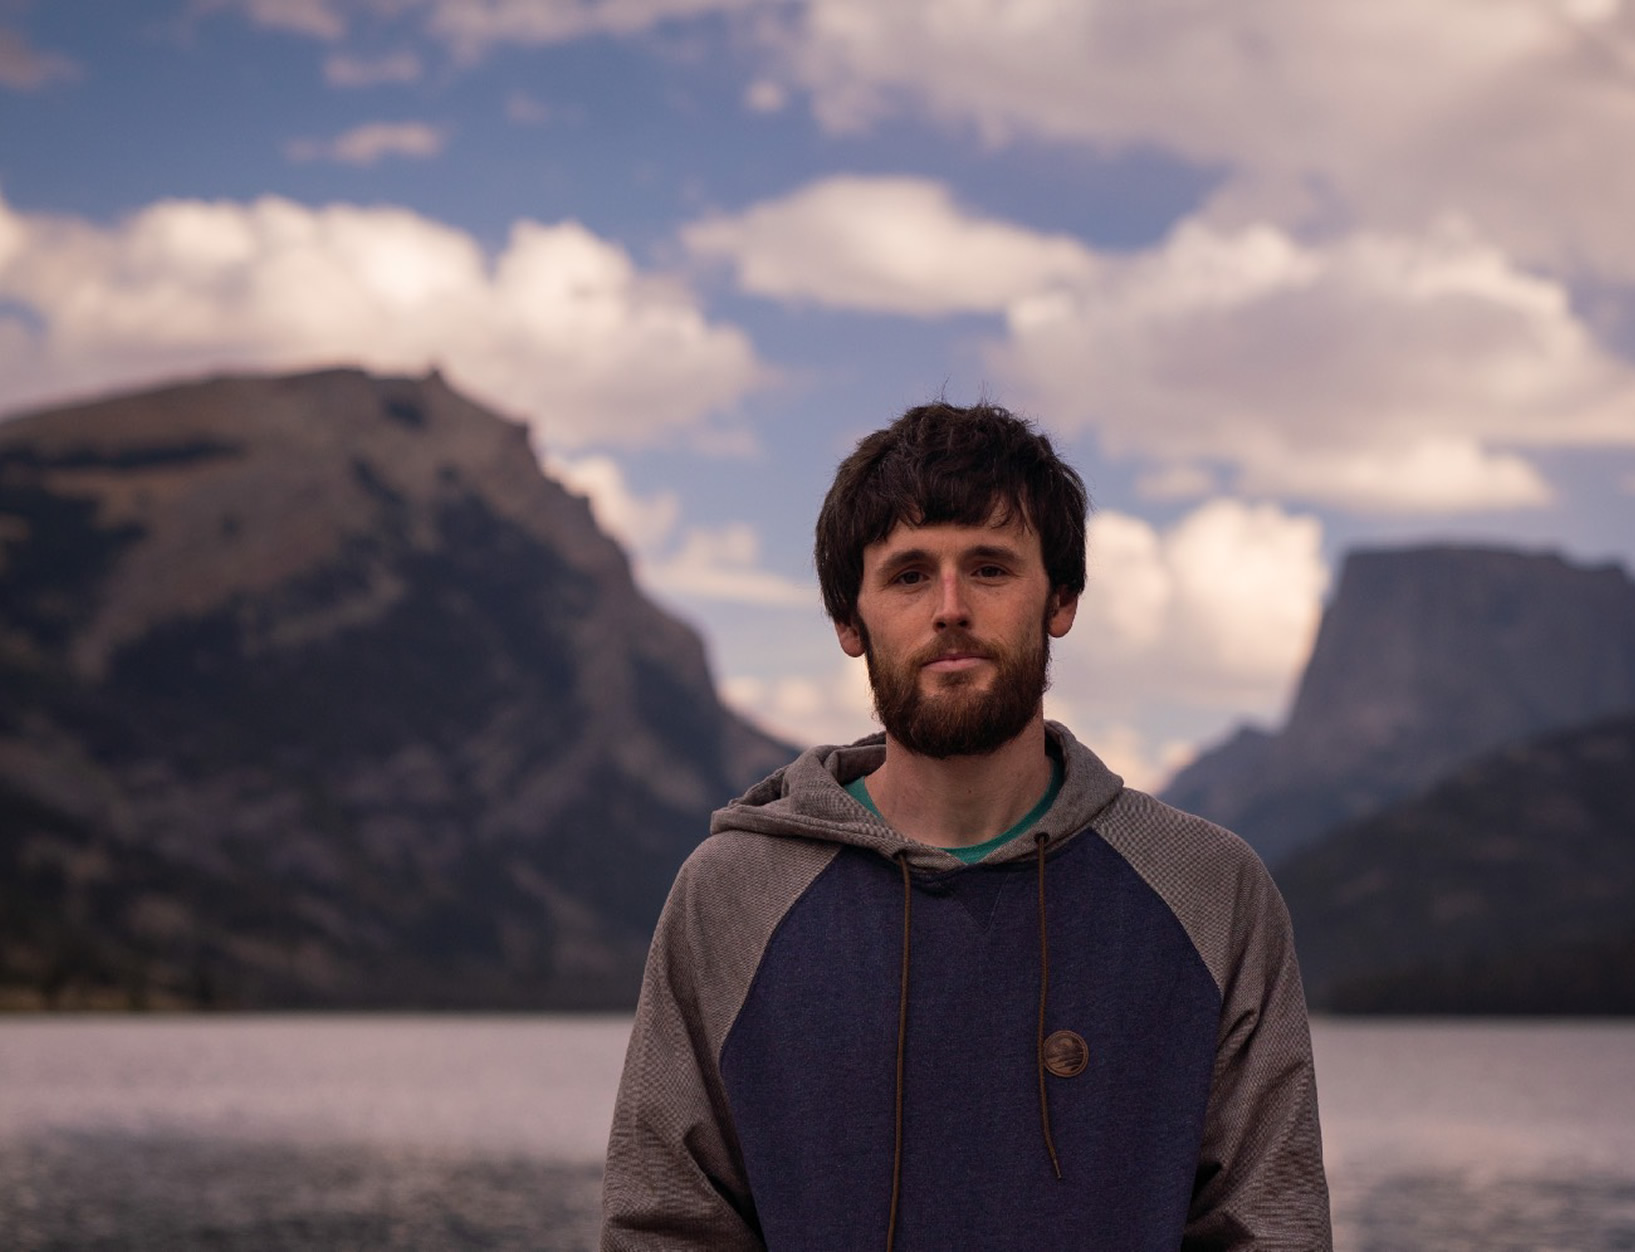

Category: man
[603, 402, 1331, 1250]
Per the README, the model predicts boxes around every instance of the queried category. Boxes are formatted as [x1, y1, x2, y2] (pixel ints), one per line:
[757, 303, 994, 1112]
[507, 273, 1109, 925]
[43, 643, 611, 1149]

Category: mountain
[1278, 714, 1635, 1014]
[0, 368, 793, 1010]
[1162, 546, 1635, 867]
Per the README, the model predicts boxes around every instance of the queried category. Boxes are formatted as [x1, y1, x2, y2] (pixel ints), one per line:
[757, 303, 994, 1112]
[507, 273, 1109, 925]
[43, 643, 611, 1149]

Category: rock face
[0, 368, 793, 1010]
[1278, 714, 1635, 1014]
[1162, 546, 1635, 867]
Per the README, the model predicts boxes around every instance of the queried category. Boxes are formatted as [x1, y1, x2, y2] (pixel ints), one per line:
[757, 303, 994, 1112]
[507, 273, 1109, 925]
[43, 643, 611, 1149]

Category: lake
[2, 1016, 1633, 1249]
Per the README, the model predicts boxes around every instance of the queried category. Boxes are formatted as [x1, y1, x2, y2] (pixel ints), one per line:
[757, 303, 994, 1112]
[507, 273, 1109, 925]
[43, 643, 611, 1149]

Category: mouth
[921, 650, 991, 673]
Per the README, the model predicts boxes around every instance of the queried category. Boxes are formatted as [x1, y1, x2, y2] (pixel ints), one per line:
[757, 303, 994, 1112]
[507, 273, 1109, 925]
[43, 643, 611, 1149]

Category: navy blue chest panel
[718, 832, 1222, 1251]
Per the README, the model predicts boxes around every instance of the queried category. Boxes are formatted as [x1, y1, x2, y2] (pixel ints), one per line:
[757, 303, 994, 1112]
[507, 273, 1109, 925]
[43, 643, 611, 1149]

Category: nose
[933, 571, 970, 629]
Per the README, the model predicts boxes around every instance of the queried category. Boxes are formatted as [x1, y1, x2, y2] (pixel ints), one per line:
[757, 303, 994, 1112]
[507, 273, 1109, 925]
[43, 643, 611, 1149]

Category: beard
[864, 614, 1052, 759]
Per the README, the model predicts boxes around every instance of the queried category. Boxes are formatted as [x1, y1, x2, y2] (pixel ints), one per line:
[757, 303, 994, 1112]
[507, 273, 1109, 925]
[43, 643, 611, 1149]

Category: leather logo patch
[1043, 1029, 1089, 1078]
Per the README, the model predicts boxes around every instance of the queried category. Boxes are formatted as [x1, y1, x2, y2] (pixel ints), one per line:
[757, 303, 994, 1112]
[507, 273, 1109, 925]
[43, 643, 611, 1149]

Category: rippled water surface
[1315, 1019, 1635, 1251]
[2, 1015, 1633, 1249]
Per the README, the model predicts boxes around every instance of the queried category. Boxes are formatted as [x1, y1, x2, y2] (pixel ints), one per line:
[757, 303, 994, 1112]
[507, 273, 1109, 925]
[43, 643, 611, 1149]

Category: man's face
[835, 514, 1079, 758]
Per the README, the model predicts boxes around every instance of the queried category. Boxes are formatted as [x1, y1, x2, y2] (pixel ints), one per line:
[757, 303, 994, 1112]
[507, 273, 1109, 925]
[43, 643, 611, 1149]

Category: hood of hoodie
[709, 720, 1126, 871]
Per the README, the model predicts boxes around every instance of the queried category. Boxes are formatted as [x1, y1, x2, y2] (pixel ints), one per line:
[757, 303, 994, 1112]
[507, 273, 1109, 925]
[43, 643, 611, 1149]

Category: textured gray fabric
[602, 830, 838, 1250]
[1097, 787, 1332, 1250]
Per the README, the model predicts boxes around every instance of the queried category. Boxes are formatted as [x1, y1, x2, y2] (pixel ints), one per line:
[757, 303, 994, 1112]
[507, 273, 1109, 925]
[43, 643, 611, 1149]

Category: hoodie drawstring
[1035, 832, 1063, 1180]
[886, 851, 912, 1252]
[886, 834, 1064, 1250]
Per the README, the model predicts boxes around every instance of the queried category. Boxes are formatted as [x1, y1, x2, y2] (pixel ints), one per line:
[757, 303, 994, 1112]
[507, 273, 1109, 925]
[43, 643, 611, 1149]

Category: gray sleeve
[1183, 852, 1331, 1250]
[1096, 791, 1333, 1251]
[601, 831, 837, 1251]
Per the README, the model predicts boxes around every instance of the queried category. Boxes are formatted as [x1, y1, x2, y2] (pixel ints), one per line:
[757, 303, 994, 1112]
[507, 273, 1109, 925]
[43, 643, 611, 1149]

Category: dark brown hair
[814, 401, 1089, 625]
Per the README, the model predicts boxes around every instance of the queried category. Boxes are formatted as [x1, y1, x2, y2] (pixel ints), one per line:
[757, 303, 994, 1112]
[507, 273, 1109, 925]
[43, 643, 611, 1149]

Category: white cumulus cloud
[1047, 497, 1331, 788]
[0, 192, 764, 449]
[684, 175, 1098, 317]
[688, 177, 1635, 515]
[992, 219, 1635, 513]
[647, 523, 813, 608]
[1059, 497, 1330, 720]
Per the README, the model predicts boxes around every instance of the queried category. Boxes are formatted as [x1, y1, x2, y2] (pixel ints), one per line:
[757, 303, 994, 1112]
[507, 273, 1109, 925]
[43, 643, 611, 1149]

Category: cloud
[692, 178, 1635, 514]
[1046, 497, 1330, 789]
[1231, 441, 1550, 514]
[743, 79, 787, 113]
[684, 175, 1097, 317]
[0, 192, 764, 449]
[214, 0, 347, 40]
[545, 453, 814, 612]
[647, 523, 814, 607]
[545, 453, 681, 551]
[0, 27, 80, 90]
[992, 218, 1635, 513]
[323, 51, 423, 87]
[1134, 463, 1218, 502]
[722, 661, 874, 749]
[421, 0, 759, 61]
[1036, 709, 1196, 794]
[768, 0, 1635, 282]
[286, 121, 448, 165]
[1058, 497, 1330, 719]
[213, 0, 759, 59]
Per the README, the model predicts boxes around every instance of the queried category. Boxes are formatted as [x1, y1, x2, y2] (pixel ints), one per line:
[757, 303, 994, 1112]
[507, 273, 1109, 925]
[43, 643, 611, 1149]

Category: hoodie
[602, 723, 1331, 1251]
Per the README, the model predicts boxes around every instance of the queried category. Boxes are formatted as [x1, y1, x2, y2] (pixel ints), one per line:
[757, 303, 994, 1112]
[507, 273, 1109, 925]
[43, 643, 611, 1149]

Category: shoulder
[647, 830, 842, 1062]
[1095, 787, 1269, 885]
[671, 828, 840, 913]
[1090, 788, 1293, 996]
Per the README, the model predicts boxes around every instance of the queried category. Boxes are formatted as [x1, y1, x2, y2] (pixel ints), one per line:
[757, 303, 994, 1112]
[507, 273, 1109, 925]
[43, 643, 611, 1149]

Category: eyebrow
[873, 543, 1025, 582]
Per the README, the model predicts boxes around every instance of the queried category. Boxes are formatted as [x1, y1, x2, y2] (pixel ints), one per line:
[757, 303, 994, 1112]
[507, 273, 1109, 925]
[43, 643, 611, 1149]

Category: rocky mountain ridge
[0, 368, 791, 1009]
[1279, 712, 1635, 1014]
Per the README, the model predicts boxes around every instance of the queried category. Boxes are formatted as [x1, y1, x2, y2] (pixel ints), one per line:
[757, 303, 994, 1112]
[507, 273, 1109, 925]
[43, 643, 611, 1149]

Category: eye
[974, 563, 1009, 579]
[893, 568, 927, 586]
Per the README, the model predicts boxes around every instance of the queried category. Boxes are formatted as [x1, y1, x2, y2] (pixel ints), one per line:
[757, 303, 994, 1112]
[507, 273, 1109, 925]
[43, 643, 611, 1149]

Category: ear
[835, 617, 866, 658]
[1046, 588, 1079, 639]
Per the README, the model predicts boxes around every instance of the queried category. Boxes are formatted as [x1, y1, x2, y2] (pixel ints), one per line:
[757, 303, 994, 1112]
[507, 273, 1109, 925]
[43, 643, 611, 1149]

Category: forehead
[863, 511, 1043, 565]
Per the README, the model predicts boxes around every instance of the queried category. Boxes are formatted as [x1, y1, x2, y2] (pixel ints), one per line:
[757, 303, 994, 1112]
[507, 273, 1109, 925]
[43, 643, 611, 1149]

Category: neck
[866, 714, 1053, 849]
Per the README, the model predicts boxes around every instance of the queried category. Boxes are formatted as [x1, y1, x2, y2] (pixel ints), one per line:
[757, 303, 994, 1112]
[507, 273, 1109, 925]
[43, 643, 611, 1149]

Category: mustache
[912, 630, 996, 666]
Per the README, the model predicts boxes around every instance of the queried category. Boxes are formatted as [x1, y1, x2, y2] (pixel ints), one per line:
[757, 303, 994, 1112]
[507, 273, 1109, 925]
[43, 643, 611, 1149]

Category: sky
[2, 0, 1634, 788]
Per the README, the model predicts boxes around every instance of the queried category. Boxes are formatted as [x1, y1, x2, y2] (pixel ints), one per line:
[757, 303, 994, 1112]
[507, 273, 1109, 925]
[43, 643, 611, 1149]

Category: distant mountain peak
[2, 368, 628, 682]
[1162, 544, 1635, 866]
